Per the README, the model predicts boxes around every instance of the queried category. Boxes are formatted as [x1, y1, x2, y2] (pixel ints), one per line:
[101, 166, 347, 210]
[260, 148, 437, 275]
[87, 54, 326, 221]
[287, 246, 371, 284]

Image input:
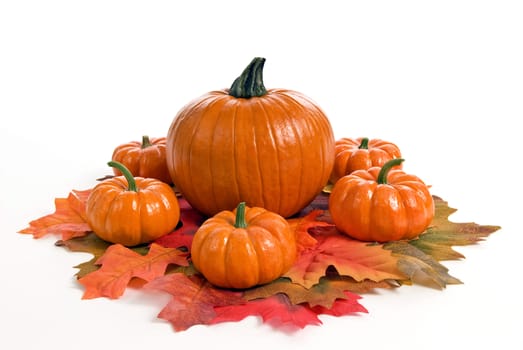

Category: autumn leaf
[244, 275, 393, 309]
[19, 189, 92, 240]
[154, 198, 207, 249]
[384, 196, 501, 289]
[384, 241, 462, 289]
[55, 232, 114, 278]
[408, 196, 501, 261]
[144, 273, 244, 331]
[243, 278, 346, 308]
[20, 186, 501, 332]
[295, 191, 330, 215]
[78, 243, 188, 299]
[309, 291, 368, 317]
[212, 291, 367, 331]
[287, 210, 323, 252]
[211, 293, 323, 330]
[284, 212, 406, 288]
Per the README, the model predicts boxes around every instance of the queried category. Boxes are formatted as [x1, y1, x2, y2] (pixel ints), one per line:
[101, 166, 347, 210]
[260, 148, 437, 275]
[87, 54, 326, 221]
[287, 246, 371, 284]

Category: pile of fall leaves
[19, 187, 499, 331]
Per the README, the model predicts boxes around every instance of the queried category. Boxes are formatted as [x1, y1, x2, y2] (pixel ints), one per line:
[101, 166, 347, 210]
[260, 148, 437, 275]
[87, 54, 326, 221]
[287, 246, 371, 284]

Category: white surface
[1, 1, 522, 349]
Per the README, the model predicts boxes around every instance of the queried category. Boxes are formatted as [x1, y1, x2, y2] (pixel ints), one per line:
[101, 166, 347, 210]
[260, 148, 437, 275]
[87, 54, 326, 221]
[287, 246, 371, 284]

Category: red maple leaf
[19, 189, 92, 240]
[211, 294, 323, 330]
[211, 291, 367, 331]
[78, 243, 188, 299]
[309, 291, 368, 316]
[154, 198, 207, 249]
[284, 211, 406, 288]
[144, 273, 244, 331]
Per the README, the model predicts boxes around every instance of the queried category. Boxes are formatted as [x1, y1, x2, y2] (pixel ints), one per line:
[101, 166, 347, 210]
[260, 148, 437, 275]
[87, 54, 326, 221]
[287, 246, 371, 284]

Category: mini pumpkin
[166, 57, 335, 218]
[86, 161, 180, 246]
[190, 202, 297, 289]
[330, 137, 402, 184]
[111, 135, 172, 184]
[329, 158, 434, 242]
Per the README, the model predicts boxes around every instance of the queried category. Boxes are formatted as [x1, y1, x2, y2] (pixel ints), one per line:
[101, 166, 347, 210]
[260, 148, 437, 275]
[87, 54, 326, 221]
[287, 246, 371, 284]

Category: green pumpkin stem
[234, 202, 248, 229]
[141, 135, 152, 148]
[377, 158, 405, 185]
[359, 137, 369, 149]
[229, 57, 268, 98]
[108, 161, 138, 192]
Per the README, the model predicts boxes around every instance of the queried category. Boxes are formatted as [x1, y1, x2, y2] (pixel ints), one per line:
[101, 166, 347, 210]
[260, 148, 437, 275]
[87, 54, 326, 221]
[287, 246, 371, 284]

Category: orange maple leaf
[18, 189, 92, 241]
[287, 210, 326, 252]
[284, 211, 406, 288]
[78, 243, 188, 299]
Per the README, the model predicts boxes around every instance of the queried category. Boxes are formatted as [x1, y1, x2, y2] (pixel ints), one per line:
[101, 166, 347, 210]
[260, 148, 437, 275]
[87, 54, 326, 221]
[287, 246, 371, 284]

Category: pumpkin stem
[141, 135, 152, 148]
[229, 57, 268, 98]
[359, 137, 369, 149]
[234, 202, 248, 229]
[108, 161, 138, 192]
[377, 158, 404, 185]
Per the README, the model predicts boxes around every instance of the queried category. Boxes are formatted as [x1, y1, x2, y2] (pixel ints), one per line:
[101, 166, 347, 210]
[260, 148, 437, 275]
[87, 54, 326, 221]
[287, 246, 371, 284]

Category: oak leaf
[144, 273, 244, 331]
[78, 243, 188, 299]
[19, 189, 91, 240]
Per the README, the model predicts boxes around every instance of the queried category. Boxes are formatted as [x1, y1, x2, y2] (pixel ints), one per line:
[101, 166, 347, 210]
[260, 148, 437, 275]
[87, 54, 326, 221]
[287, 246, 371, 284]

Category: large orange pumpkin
[166, 57, 335, 218]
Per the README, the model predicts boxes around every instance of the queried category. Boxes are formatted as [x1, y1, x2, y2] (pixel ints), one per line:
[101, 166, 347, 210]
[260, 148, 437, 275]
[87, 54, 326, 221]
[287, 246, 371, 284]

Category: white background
[1, 1, 522, 349]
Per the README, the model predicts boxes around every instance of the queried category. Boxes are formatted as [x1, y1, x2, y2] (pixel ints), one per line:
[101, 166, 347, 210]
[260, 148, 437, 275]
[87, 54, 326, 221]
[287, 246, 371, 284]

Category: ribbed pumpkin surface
[166, 88, 334, 218]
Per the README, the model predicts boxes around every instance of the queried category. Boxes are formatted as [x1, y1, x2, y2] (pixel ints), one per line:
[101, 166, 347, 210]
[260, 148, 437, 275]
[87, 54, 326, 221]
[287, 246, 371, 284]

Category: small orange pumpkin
[166, 57, 335, 218]
[330, 137, 402, 184]
[111, 135, 172, 184]
[329, 158, 434, 242]
[190, 202, 297, 289]
[86, 161, 180, 246]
